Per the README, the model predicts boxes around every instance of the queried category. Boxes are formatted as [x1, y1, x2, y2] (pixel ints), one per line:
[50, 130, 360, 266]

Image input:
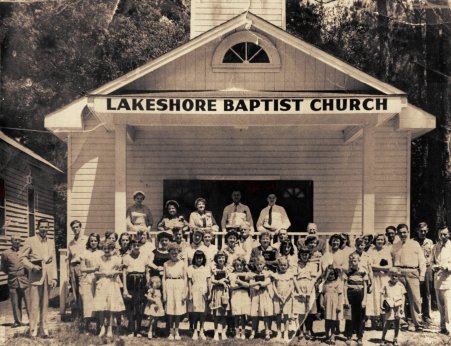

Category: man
[390, 223, 426, 331]
[413, 222, 436, 323]
[1, 235, 30, 327]
[221, 190, 254, 233]
[20, 218, 57, 337]
[256, 193, 291, 234]
[431, 226, 451, 335]
[385, 225, 398, 249]
[67, 220, 88, 321]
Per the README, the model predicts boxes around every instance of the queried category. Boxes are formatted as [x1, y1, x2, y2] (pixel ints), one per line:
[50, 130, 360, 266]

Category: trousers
[399, 269, 422, 327]
[9, 286, 30, 324]
[29, 278, 50, 333]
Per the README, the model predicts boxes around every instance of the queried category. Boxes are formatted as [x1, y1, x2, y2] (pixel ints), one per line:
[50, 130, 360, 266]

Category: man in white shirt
[256, 193, 291, 234]
[221, 190, 254, 233]
[432, 226, 451, 335]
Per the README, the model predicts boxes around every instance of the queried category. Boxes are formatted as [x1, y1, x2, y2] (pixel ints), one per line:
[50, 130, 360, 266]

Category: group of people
[2, 190, 451, 345]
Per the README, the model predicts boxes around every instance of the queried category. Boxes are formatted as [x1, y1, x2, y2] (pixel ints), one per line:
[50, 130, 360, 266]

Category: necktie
[268, 206, 273, 225]
[202, 216, 207, 228]
[234, 204, 238, 212]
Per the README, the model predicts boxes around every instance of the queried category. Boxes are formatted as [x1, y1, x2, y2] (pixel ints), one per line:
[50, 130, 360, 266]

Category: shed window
[28, 188, 35, 236]
[0, 179, 5, 235]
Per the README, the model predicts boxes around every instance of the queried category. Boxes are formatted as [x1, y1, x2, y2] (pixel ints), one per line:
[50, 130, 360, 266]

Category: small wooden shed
[0, 131, 62, 298]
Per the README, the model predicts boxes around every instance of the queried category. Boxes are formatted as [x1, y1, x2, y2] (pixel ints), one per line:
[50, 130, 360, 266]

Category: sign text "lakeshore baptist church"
[95, 96, 403, 114]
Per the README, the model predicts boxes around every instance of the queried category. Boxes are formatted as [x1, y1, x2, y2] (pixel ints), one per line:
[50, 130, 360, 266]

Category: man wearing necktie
[221, 190, 254, 233]
[256, 194, 291, 235]
[20, 219, 58, 337]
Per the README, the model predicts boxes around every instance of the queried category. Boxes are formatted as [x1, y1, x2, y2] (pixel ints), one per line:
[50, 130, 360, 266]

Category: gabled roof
[0, 131, 63, 173]
[44, 11, 435, 138]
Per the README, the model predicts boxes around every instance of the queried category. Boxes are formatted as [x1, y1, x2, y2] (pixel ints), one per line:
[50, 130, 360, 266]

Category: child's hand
[361, 301, 366, 308]
[336, 308, 341, 314]
[254, 284, 260, 290]
[343, 303, 350, 309]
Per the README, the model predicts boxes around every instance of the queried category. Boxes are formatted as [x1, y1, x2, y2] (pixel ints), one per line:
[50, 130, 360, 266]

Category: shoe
[284, 333, 290, 342]
[148, 332, 153, 339]
[440, 328, 450, 335]
[99, 326, 106, 337]
[393, 338, 398, 346]
[415, 325, 424, 332]
[30, 329, 38, 337]
[265, 331, 271, 341]
[168, 334, 174, 340]
[192, 331, 198, 340]
[249, 332, 255, 340]
[41, 328, 50, 338]
[11, 322, 21, 328]
[346, 338, 352, 345]
[128, 333, 134, 337]
[213, 333, 220, 341]
[199, 331, 206, 340]
[174, 334, 181, 340]
[221, 332, 228, 340]
[136, 333, 142, 338]
[235, 332, 241, 340]
[241, 332, 246, 340]
[357, 339, 363, 346]
[276, 331, 282, 339]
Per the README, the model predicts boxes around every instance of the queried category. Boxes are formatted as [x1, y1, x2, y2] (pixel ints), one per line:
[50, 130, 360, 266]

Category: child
[122, 239, 149, 337]
[92, 240, 125, 338]
[249, 230, 278, 272]
[229, 256, 251, 340]
[223, 230, 246, 270]
[249, 255, 274, 340]
[380, 268, 406, 346]
[202, 228, 217, 265]
[163, 242, 187, 340]
[144, 276, 164, 339]
[343, 254, 368, 346]
[293, 246, 320, 340]
[210, 250, 230, 341]
[320, 268, 343, 345]
[273, 257, 294, 342]
[188, 250, 211, 340]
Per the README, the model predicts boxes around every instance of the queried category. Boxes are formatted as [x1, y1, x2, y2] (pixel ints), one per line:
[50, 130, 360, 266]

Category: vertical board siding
[69, 115, 115, 236]
[374, 127, 409, 230]
[126, 127, 364, 234]
[123, 35, 370, 92]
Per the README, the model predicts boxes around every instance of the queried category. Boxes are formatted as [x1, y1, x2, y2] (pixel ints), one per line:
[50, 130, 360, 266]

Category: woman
[126, 191, 154, 235]
[157, 200, 189, 235]
[79, 233, 101, 332]
[149, 231, 172, 277]
[366, 233, 392, 328]
[189, 198, 219, 233]
[118, 232, 131, 256]
[322, 234, 346, 273]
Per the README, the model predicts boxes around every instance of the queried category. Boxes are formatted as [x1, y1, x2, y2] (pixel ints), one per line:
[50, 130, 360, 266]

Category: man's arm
[221, 206, 229, 231]
[19, 238, 35, 271]
[280, 206, 291, 230]
[417, 242, 427, 281]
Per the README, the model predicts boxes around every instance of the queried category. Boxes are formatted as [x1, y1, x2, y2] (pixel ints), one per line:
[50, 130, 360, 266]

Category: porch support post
[362, 126, 375, 234]
[115, 124, 127, 235]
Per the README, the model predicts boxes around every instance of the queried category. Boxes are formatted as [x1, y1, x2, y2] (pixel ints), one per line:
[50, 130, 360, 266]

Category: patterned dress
[293, 262, 318, 315]
[322, 280, 343, 321]
[144, 288, 164, 317]
[210, 265, 230, 315]
[273, 271, 294, 315]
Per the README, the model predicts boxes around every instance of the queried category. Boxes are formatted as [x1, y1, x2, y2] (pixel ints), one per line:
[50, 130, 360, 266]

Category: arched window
[212, 31, 280, 72]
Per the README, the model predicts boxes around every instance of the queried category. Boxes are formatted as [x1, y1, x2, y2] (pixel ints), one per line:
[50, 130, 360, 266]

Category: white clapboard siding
[123, 34, 370, 93]
[374, 126, 409, 229]
[126, 127, 364, 234]
[191, 0, 285, 38]
[69, 115, 115, 235]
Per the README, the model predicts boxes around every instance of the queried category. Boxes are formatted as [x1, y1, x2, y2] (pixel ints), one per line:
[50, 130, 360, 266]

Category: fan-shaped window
[212, 31, 280, 72]
[223, 42, 270, 64]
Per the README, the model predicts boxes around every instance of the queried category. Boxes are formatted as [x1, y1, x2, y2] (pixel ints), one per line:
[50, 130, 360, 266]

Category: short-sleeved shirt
[123, 252, 150, 273]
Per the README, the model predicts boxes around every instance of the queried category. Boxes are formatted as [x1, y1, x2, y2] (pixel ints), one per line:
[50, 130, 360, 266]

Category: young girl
[202, 228, 217, 265]
[144, 276, 164, 339]
[293, 246, 320, 340]
[92, 240, 125, 337]
[320, 268, 343, 344]
[380, 268, 406, 346]
[343, 254, 368, 346]
[210, 250, 230, 341]
[122, 239, 149, 337]
[229, 256, 251, 340]
[249, 255, 274, 340]
[79, 233, 101, 332]
[187, 250, 211, 340]
[163, 242, 187, 340]
[273, 257, 294, 342]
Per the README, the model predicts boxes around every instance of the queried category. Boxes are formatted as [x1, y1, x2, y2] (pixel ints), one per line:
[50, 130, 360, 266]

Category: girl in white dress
[229, 256, 251, 340]
[145, 276, 164, 339]
[92, 240, 125, 338]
